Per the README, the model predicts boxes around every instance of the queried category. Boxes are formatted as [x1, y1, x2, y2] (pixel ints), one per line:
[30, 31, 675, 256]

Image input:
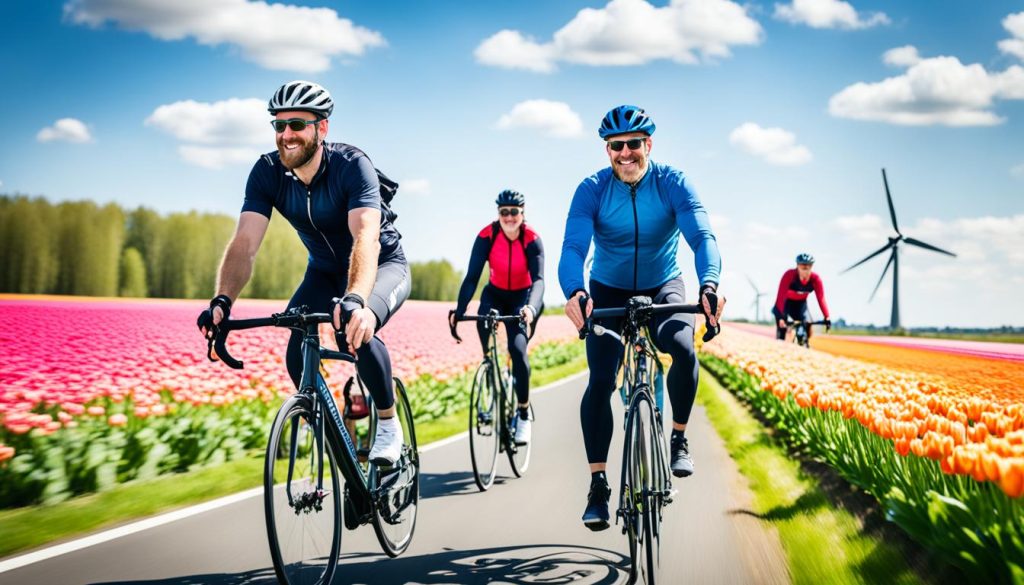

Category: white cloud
[728, 122, 812, 166]
[475, 0, 762, 73]
[833, 214, 885, 242]
[773, 0, 889, 29]
[829, 48, 1024, 126]
[496, 100, 585, 138]
[474, 31, 556, 74]
[998, 12, 1024, 61]
[1011, 163, 1024, 179]
[399, 178, 431, 196]
[145, 98, 269, 145]
[146, 98, 271, 168]
[883, 45, 920, 67]
[179, 146, 261, 170]
[36, 118, 93, 143]
[835, 215, 1024, 267]
[63, 0, 385, 73]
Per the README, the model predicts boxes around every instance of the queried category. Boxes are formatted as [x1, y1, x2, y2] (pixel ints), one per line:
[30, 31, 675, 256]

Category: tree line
[0, 195, 471, 301]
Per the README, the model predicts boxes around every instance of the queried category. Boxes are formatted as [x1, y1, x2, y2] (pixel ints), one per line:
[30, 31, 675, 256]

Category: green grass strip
[0, 354, 588, 559]
[0, 454, 265, 558]
[697, 366, 923, 585]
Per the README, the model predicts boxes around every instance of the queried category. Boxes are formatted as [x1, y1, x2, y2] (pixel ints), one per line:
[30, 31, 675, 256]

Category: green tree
[119, 247, 147, 297]
[246, 214, 307, 299]
[0, 197, 59, 293]
[409, 259, 463, 301]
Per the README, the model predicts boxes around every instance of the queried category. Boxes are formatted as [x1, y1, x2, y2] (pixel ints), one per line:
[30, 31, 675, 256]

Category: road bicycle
[449, 310, 534, 491]
[580, 296, 711, 585]
[784, 318, 830, 348]
[209, 306, 419, 585]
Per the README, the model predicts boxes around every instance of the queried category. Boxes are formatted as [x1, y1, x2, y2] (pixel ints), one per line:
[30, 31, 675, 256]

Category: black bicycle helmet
[495, 189, 525, 207]
[796, 253, 815, 264]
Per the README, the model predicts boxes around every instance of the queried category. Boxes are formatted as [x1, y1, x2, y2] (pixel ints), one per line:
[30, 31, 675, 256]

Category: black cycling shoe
[582, 476, 611, 531]
[671, 436, 694, 478]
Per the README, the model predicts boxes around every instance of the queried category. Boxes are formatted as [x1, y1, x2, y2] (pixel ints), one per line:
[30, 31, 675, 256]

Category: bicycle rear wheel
[371, 377, 420, 557]
[469, 361, 500, 490]
[265, 395, 341, 585]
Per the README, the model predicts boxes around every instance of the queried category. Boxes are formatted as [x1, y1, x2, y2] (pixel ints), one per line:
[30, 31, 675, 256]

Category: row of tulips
[0, 297, 581, 507]
[700, 328, 1024, 583]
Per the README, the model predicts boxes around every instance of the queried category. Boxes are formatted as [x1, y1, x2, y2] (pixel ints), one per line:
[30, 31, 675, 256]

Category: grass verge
[0, 354, 588, 559]
[697, 365, 925, 585]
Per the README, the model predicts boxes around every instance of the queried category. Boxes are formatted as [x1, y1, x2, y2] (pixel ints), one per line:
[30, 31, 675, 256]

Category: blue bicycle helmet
[598, 105, 656, 139]
[495, 189, 525, 207]
[796, 253, 815, 265]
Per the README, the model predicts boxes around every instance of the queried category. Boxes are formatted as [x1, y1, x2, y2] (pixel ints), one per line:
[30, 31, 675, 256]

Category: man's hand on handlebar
[565, 290, 592, 334]
[700, 284, 725, 341]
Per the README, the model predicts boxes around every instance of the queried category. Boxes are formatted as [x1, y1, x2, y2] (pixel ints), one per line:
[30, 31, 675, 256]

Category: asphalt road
[0, 372, 788, 585]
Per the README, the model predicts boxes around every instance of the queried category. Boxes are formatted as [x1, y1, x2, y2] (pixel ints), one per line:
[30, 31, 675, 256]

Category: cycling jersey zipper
[307, 189, 338, 261]
[630, 184, 639, 290]
[507, 234, 514, 289]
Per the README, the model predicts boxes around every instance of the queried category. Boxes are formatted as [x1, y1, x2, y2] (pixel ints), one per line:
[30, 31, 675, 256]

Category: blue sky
[1, 0, 1022, 327]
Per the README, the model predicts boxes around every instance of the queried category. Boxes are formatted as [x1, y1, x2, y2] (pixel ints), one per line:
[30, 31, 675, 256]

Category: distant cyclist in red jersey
[450, 190, 545, 445]
[773, 253, 831, 342]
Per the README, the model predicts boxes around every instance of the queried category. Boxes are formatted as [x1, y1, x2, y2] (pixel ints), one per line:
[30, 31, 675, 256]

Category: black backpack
[334, 143, 399, 225]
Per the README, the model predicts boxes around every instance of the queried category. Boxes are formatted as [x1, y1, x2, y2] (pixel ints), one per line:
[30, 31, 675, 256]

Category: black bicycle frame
[210, 311, 379, 510]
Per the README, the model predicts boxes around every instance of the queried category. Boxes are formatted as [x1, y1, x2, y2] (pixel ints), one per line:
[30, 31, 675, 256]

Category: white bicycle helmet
[268, 80, 334, 118]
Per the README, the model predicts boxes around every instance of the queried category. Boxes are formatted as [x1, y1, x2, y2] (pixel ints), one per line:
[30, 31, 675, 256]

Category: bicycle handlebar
[448, 309, 525, 343]
[208, 310, 344, 370]
[577, 295, 717, 343]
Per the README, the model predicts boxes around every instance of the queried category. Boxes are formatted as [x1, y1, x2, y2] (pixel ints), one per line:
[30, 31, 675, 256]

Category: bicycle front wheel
[468, 361, 499, 491]
[264, 395, 341, 585]
[507, 401, 533, 477]
[371, 377, 420, 557]
[637, 397, 662, 585]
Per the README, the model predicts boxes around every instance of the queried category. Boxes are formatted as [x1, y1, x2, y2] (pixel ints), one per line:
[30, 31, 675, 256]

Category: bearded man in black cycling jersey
[197, 80, 411, 465]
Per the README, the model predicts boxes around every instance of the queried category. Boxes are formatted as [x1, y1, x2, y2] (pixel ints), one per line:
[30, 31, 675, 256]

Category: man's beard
[612, 155, 648, 184]
[278, 129, 320, 170]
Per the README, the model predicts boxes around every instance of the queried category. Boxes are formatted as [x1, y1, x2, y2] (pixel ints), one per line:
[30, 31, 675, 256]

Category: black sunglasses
[499, 208, 522, 217]
[270, 117, 323, 133]
[607, 138, 646, 152]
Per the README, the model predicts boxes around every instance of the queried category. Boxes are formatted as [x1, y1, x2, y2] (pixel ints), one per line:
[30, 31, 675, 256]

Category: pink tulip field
[0, 297, 580, 506]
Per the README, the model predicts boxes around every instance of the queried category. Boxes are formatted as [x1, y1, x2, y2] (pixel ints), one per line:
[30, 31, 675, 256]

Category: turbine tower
[747, 275, 767, 323]
[842, 169, 956, 329]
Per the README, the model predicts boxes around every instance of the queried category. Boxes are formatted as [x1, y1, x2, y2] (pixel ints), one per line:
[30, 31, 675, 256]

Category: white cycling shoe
[369, 416, 404, 466]
[513, 416, 532, 445]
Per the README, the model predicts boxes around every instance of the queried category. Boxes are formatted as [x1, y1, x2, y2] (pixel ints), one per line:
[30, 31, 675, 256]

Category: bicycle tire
[638, 396, 662, 585]
[469, 361, 500, 490]
[621, 399, 641, 584]
[371, 377, 420, 557]
[264, 394, 341, 585]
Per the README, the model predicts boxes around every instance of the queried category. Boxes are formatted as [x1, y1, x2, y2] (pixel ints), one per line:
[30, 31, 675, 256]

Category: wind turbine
[747, 275, 767, 323]
[842, 169, 956, 329]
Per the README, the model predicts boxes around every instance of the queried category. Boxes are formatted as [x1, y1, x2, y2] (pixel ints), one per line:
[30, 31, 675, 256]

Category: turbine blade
[869, 249, 896, 301]
[883, 168, 901, 235]
[904, 237, 956, 257]
[843, 241, 894, 273]
[746, 275, 758, 293]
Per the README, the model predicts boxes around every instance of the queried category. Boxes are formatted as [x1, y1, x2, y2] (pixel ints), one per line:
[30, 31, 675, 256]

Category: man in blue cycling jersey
[560, 105, 725, 531]
[197, 80, 411, 465]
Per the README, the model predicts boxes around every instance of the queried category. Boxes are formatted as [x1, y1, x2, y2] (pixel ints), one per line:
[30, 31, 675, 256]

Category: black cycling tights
[285, 262, 410, 410]
[476, 285, 533, 405]
[580, 278, 699, 464]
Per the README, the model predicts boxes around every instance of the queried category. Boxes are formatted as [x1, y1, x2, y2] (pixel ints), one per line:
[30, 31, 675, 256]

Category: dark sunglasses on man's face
[607, 138, 646, 152]
[499, 208, 522, 217]
[270, 117, 322, 133]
